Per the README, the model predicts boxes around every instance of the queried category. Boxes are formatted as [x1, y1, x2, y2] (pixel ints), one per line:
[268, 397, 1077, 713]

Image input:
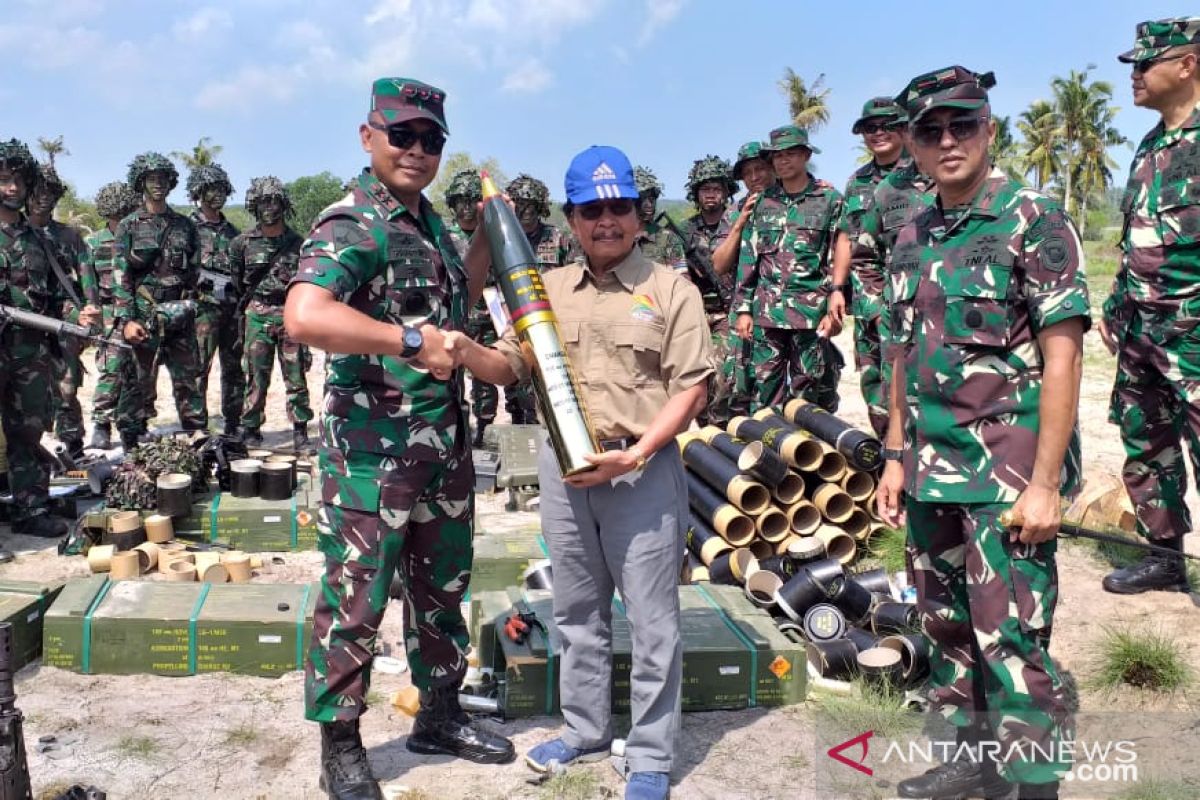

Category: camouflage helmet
[186, 163, 235, 202]
[505, 173, 550, 218]
[0, 139, 39, 188]
[633, 166, 663, 197]
[244, 175, 292, 218]
[94, 181, 141, 219]
[127, 152, 179, 193]
[685, 155, 737, 205]
[444, 169, 483, 204]
[34, 162, 67, 201]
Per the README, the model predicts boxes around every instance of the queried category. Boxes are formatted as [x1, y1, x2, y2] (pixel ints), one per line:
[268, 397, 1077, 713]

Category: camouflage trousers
[51, 339, 85, 444]
[122, 321, 207, 433]
[750, 327, 842, 413]
[305, 446, 475, 722]
[906, 499, 1070, 784]
[700, 315, 733, 426]
[91, 307, 127, 427]
[852, 314, 888, 438]
[1108, 338, 1200, 541]
[0, 331, 54, 522]
[466, 309, 533, 426]
[196, 300, 246, 430]
[240, 306, 312, 431]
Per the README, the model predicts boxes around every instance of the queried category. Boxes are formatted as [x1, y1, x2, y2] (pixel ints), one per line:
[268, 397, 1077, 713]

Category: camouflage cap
[127, 152, 179, 193]
[633, 166, 663, 196]
[0, 139, 39, 185]
[1118, 17, 1200, 63]
[686, 155, 737, 203]
[370, 77, 449, 134]
[35, 163, 67, 199]
[763, 125, 821, 155]
[444, 168, 482, 203]
[851, 97, 908, 134]
[506, 173, 550, 217]
[94, 181, 140, 219]
[732, 141, 768, 180]
[186, 163, 234, 201]
[896, 66, 996, 123]
[245, 175, 292, 218]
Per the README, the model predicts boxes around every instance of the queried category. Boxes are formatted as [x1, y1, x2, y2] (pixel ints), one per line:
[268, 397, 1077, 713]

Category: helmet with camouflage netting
[0, 139, 40, 188]
[95, 181, 141, 219]
[127, 152, 179, 193]
[505, 173, 550, 218]
[633, 166, 663, 197]
[186, 163, 235, 202]
[686, 155, 737, 205]
[245, 175, 292, 218]
[35, 162, 67, 201]
[444, 169, 483, 204]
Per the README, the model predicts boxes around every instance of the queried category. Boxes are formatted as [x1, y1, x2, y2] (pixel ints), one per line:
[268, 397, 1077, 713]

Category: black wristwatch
[400, 325, 423, 359]
[882, 448, 905, 462]
[832, 283, 849, 291]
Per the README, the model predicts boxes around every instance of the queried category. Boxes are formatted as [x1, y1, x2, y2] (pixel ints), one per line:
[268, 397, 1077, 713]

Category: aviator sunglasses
[911, 116, 988, 148]
[1132, 52, 1190, 74]
[368, 121, 447, 155]
[576, 199, 637, 220]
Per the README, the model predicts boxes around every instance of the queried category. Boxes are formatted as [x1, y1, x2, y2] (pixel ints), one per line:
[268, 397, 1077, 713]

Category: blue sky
[2, 0, 1193, 205]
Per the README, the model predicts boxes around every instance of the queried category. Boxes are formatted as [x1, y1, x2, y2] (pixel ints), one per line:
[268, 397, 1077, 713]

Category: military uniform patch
[1042, 236, 1070, 272]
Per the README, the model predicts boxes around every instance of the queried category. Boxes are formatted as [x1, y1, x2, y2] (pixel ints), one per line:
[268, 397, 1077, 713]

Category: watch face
[404, 327, 423, 355]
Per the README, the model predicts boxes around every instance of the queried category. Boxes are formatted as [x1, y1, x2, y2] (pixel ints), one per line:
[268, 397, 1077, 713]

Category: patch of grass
[1089, 627, 1192, 692]
[812, 679, 923, 739]
[37, 783, 77, 800]
[386, 790, 432, 800]
[365, 689, 386, 708]
[865, 526, 907, 576]
[115, 734, 158, 760]
[537, 769, 610, 800]
[223, 724, 259, 747]
[1113, 778, 1200, 800]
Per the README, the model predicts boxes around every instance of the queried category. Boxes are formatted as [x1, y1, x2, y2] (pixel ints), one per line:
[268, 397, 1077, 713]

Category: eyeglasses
[910, 116, 988, 148]
[1132, 52, 1190, 74]
[368, 121, 446, 155]
[860, 121, 904, 135]
[576, 199, 636, 220]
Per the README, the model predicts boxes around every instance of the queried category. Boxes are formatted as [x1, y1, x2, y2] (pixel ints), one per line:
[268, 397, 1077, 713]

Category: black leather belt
[598, 436, 637, 452]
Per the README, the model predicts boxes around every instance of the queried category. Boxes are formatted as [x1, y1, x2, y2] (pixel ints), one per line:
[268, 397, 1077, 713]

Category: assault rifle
[0, 304, 129, 351]
[1000, 509, 1200, 563]
[655, 213, 732, 310]
[0, 622, 31, 800]
[198, 268, 235, 303]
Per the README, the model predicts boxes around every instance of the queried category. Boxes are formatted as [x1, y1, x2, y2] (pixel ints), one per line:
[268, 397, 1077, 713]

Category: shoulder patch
[1041, 236, 1070, 272]
[332, 219, 370, 250]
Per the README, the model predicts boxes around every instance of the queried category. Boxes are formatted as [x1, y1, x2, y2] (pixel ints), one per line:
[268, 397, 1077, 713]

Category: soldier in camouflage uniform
[733, 126, 843, 412]
[0, 140, 98, 537]
[828, 98, 911, 437]
[286, 78, 513, 799]
[113, 152, 206, 448]
[876, 68, 1089, 800]
[633, 167, 687, 273]
[26, 164, 94, 457]
[86, 181, 141, 450]
[231, 177, 312, 452]
[188, 164, 244, 436]
[1099, 17, 1200, 594]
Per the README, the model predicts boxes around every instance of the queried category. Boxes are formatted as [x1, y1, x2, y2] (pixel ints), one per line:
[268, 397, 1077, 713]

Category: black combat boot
[897, 726, 1011, 799]
[1019, 780, 1059, 799]
[13, 514, 68, 538]
[293, 422, 311, 453]
[406, 685, 515, 764]
[1102, 538, 1189, 594]
[318, 719, 383, 800]
[88, 424, 112, 450]
[472, 422, 490, 449]
[240, 427, 264, 448]
[120, 431, 140, 453]
[64, 438, 85, 460]
[222, 419, 240, 438]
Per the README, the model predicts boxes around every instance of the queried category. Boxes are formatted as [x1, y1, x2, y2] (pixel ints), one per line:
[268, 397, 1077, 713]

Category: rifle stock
[655, 212, 732, 309]
[0, 304, 129, 351]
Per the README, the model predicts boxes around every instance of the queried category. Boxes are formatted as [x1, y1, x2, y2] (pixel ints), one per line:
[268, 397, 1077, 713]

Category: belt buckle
[599, 437, 630, 452]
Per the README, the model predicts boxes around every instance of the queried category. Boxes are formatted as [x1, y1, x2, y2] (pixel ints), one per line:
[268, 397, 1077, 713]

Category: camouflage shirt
[231, 226, 304, 308]
[39, 219, 95, 307]
[446, 220, 476, 258]
[734, 175, 843, 329]
[0, 214, 74, 321]
[191, 210, 240, 304]
[837, 156, 909, 239]
[1104, 99, 1200, 339]
[112, 206, 200, 322]
[84, 226, 120, 304]
[292, 168, 469, 460]
[637, 219, 687, 273]
[683, 210, 734, 313]
[853, 161, 937, 318]
[886, 168, 1091, 503]
[528, 223, 572, 272]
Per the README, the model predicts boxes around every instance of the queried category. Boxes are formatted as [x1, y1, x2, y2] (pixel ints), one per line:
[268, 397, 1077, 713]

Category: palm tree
[989, 116, 1022, 182]
[778, 69, 830, 133]
[37, 135, 69, 166]
[1072, 99, 1127, 236]
[170, 136, 224, 170]
[1017, 100, 1062, 191]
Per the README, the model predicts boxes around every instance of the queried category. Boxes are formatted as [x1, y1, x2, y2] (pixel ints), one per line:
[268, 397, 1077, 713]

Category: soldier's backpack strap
[32, 227, 83, 308]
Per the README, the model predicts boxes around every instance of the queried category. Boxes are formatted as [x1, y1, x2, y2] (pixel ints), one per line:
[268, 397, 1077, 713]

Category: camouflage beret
[186, 163, 234, 201]
[852, 97, 908, 134]
[764, 125, 821, 155]
[94, 181, 141, 219]
[732, 141, 768, 180]
[896, 66, 996, 123]
[35, 163, 67, 199]
[245, 175, 292, 218]
[1119, 17, 1200, 63]
[686, 155, 737, 204]
[0, 139, 39, 185]
[506, 173, 550, 218]
[371, 77, 448, 134]
[633, 166, 663, 196]
[127, 152, 179, 193]
[444, 169, 482, 203]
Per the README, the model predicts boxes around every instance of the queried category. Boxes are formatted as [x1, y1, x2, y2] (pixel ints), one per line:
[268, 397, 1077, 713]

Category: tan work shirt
[496, 248, 713, 440]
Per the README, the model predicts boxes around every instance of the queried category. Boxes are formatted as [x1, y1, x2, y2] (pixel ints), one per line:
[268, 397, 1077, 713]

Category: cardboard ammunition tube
[814, 525, 856, 564]
[755, 555, 796, 579]
[266, 454, 298, 490]
[878, 633, 932, 684]
[708, 548, 755, 585]
[786, 499, 821, 534]
[806, 639, 859, 680]
[747, 539, 775, 561]
[828, 574, 876, 623]
[220, 549, 246, 564]
[787, 436, 825, 474]
[851, 567, 892, 596]
[774, 568, 829, 622]
[812, 483, 855, 524]
[144, 514, 173, 543]
[109, 551, 140, 580]
[260, 462, 292, 501]
[865, 489, 881, 521]
[87, 544, 115, 573]
[728, 415, 820, 471]
[166, 560, 197, 582]
[194, 551, 221, 577]
[230, 459, 261, 498]
[803, 603, 848, 642]
[686, 553, 710, 583]
[864, 522, 891, 554]
[695, 425, 726, 444]
[109, 511, 142, 535]
[691, 566, 710, 583]
[158, 550, 193, 575]
[786, 536, 826, 566]
[133, 542, 159, 573]
[772, 471, 806, 506]
[224, 553, 252, 583]
[249, 556, 264, 570]
[156, 472, 193, 517]
[744, 571, 782, 608]
[688, 515, 733, 565]
[816, 447, 848, 483]
[842, 508, 871, 541]
[805, 557, 847, 593]
[201, 563, 230, 583]
[731, 440, 789, 488]
[841, 469, 875, 502]
[522, 559, 554, 591]
[774, 534, 800, 556]
[858, 647, 904, 689]
[687, 472, 755, 546]
[783, 398, 885, 473]
[683, 439, 770, 515]
[870, 602, 921, 635]
[754, 507, 790, 543]
[846, 626, 879, 654]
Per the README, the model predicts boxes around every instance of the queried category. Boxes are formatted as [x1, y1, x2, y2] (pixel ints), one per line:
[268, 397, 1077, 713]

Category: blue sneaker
[524, 737, 610, 773]
[625, 771, 670, 800]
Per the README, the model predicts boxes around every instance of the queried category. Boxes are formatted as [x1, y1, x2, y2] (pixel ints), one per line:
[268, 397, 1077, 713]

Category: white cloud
[195, 64, 304, 112]
[638, 0, 687, 46]
[502, 58, 553, 93]
[173, 7, 234, 41]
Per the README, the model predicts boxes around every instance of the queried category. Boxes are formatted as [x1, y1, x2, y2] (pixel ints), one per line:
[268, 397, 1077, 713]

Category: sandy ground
[1, 324, 1198, 799]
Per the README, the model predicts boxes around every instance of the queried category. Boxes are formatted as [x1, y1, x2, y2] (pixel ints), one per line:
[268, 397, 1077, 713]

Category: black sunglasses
[368, 121, 446, 155]
[1132, 52, 1190, 74]
[576, 199, 636, 220]
[860, 121, 904, 135]
[911, 116, 988, 148]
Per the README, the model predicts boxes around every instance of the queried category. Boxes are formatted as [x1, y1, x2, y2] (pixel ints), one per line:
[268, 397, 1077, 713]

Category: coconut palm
[778, 69, 830, 133]
[1049, 68, 1124, 219]
[37, 135, 69, 166]
[1072, 100, 1127, 236]
[1017, 100, 1062, 191]
[170, 137, 224, 171]
[989, 115, 1022, 182]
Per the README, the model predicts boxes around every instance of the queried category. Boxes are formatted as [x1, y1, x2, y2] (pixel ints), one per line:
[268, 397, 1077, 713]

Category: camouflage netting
[186, 163, 234, 201]
[104, 438, 208, 510]
[444, 169, 482, 203]
[35, 163, 66, 200]
[245, 175, 292, 218]
[634, 166, 663, 197]
[686, 155, 738, 204]
[127, 152, 179, 193]
[94, 181, 141, 219]
[0, 139, 39, 186]
[505, 173, 550, 218]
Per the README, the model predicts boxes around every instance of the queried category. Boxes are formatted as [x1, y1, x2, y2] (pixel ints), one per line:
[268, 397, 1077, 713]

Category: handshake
[406, 323, 478, 381]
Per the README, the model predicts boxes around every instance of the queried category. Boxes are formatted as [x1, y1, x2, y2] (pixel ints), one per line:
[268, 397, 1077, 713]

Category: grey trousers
[537, 437, 688, 773]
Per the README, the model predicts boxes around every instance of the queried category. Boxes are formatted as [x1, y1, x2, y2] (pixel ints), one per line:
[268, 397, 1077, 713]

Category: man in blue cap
[445, 145, 713, 800]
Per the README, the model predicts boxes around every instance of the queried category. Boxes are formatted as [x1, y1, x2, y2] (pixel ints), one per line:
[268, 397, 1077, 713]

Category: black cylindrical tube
[686, 472, 755, 546]
[703, 431, 789, 488]
[846, 626, 879, 653]
[784, 399, 882, 472]
[756, 555, 796, 579]
[806, 639, 859, 679]
[774, 568, 829, 622]
[870, 602, 921, 635]
[850, 567, 892, 596]
[803, 603, 848, 642]
[522, 559, 554, 591]
[682, 440, 770, 515]
[828, 576, 877, 624]
[230, 458, 261, 498]
[260, 463, 292, 501]
[687, 515, 732, 565]
[156, 473, 192, 517]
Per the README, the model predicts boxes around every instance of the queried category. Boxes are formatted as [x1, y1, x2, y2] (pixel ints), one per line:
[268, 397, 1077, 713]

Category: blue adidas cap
[564, 145, 638, 204]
